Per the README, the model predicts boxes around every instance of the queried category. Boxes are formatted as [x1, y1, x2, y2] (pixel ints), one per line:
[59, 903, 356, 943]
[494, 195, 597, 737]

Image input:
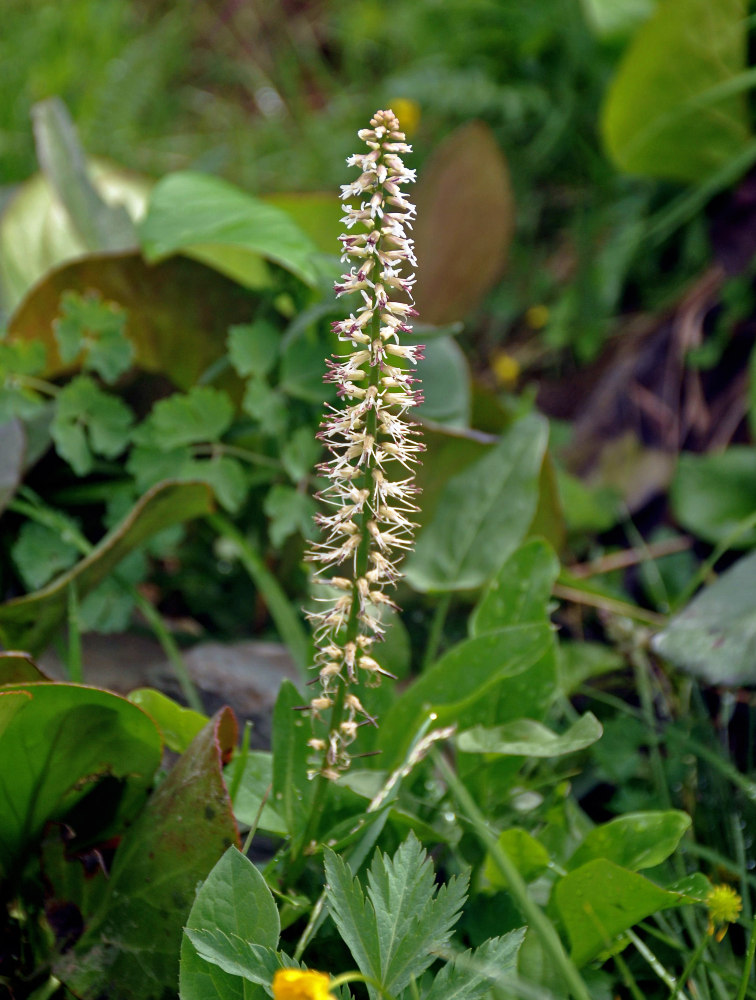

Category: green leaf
[180, 845, 280, 1000]
[224, 751, 286, 836]
[52, 375, 133, 475]
[11, 519, 81, 590]
[0, 480, 214, 654]
[325, 834, 468, 1000]
[263, 484, 316, 548]
[483, 830, 550, 889]
[405, 413, 548, 592]
[601, 0, 751, 183]
[58, 709, 239, 1000]
[137, 386, 233, 450]
[78, 573, 137, 633]
[242, 378, 288, 437]
[128, 689, 208, 754]
[32, 97, 138, 253]
[470, 538, 560, 636]
[581, 0, 656, 41]
[457, 713, 603, 757]
[415, 336, 471, 428]
[555, 859, 701, 967]
[272, 681, 314, 840]
[227, 321, 280, 378]
[0, 419, 24, 515]
[652, 549, 756, 684]
[183, 934, 290, 993]
[281, 427, 321, 483]
[0, 651, 49, 685]
[566, 811, 691, 872]
[670, 447, 756, 546]
[379, 623, 552, 770]
[187, 456, 248, 513]
[140, 171, 320, 288]
[0, 682, 161, 879]
[421, 931, 525, 1000]
[54, 289, 134, 383]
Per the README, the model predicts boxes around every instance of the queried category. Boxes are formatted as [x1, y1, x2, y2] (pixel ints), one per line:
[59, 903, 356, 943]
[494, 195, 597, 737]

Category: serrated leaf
[366, 834, 468, 996]
[242, 377, 287, 436]
[422, 931, 526, 1000]
[52, 375, 133, 475]
[281, 427, 320, 483]
[0, 480, 214, 654]
[137, 386, 233, 450]
[323, 849, 382, 991]
[11, 519, 81, 590]
[227, 321, 280, 378]
[184, 933, 289, 988]
[263, 484, 316, 547]
[54, 289, 134, 383]
[405, 414, 548, 593]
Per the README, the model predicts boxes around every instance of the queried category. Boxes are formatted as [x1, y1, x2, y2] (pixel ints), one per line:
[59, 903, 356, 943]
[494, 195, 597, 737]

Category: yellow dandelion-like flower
[706, 884, 742, 941]
[272, 969, 335, 1000]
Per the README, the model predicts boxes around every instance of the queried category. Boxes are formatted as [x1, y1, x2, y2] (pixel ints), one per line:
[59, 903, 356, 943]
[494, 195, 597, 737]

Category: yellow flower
[388, 97, 421, 136]
[273, 969, 335, 1000]
[525, 304, 549, 330]
[706, 884, 742, 941]
[491, 351, 521, 388]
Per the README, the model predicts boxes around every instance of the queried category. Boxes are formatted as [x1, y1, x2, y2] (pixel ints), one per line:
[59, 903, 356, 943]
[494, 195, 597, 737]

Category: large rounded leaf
[0, 682, 161, 880]
[601, 0, 751, 182]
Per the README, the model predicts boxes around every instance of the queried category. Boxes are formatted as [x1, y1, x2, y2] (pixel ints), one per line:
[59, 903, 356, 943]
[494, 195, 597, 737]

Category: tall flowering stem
[305, 109, 423, 780]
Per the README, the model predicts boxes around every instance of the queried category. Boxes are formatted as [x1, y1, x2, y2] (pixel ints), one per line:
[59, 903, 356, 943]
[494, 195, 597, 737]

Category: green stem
[422, 592, 451, 670]
[207, 512, 310, 677]
[432, 747, 592, 1000]
[665, 928, 707, 1000]
[131, 588, 204, 713]
[737, 916, 756, 1000]
[329, 972, 398, 1000]
[66, 582, 84, 684]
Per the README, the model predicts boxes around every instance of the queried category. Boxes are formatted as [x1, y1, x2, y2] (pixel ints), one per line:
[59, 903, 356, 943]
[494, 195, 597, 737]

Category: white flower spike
[305, 109, 423, 777]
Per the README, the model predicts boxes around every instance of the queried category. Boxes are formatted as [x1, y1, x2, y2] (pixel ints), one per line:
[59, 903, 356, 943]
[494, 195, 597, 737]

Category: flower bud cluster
[305, 109, 423, 778]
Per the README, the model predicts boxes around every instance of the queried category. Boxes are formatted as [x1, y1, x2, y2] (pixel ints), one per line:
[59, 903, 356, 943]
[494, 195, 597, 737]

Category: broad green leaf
[379, 623, 552, 768]
[413, 122, 513, 324]
[272, 681, 313, 840]
[180, 845, 279, 1000]
[136, 386, 233, 450]
[58, 709, 239, 1000]
[224, 751, 286, 836]
[652, 549, 756, 684]
[0, 651, 49, 685]
[0, 480, 214, 654]
[422, 931, 525, 1000]
[406, 414, 548, 592]
[580, 0, 656, 40]
[140, 172, 320, 288]
[32, 98, 138, 253]
[670, 448, 756, 546]
[415, 336, 471, 428]
[227, 321, 280, 378]
[183, 934, 291, 993]
[0, 683, 161, 880]
[483, 830, 550, 889]
[470, 538, 560, 636]
[128, 688, 208, 753]
[566, 811, 691, 872]
[457, 713, 603, 757]
[601, 0, 751, 183]
[264, 191, 342, 253]
[555, 859, 702, 967]
[7, 251, 257, 392]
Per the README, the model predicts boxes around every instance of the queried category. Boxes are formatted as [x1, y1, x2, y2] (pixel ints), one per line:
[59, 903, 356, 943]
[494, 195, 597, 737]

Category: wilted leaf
[413, 122, 513, 324]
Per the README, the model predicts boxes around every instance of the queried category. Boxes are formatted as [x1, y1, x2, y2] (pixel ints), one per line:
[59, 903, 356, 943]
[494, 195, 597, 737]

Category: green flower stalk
[305, 109, 423, 778]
